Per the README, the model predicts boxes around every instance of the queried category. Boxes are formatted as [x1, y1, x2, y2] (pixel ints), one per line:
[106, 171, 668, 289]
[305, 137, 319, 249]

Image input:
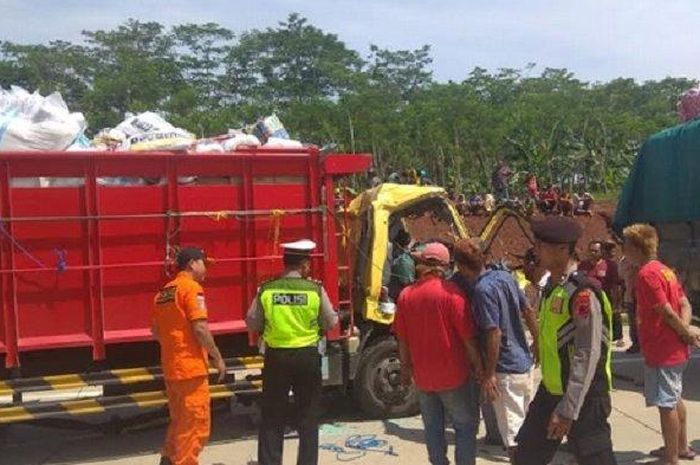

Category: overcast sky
[2, 0, 699, 84]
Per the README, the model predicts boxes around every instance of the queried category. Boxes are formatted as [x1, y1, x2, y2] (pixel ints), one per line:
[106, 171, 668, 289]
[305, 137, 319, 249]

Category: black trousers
[258, 346, 322, 465]
[626, 301, 640, 348]
[612, 312, 623, 342]
[514, 386, 617, 465]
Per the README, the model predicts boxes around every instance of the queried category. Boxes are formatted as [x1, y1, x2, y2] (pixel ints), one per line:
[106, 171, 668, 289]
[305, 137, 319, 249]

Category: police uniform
[245, 240, 338, 465]
[514, 218, 617, 465]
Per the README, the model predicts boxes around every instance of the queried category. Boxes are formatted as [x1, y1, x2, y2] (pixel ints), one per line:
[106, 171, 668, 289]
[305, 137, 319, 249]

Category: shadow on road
[3, 352, 699, 465]
[611, 348, 700, 402]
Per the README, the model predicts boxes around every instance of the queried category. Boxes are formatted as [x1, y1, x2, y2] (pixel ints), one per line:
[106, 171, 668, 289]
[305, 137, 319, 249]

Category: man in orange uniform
[152, 247, 227, 465]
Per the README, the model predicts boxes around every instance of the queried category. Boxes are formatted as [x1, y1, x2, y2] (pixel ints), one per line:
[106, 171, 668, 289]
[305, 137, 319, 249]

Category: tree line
[1, 13, 695, 193]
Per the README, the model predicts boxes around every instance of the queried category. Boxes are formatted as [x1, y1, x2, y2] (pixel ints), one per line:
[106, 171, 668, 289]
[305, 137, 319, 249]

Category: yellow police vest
[539, 274, 613, 396]
[259, 277, 321, 349]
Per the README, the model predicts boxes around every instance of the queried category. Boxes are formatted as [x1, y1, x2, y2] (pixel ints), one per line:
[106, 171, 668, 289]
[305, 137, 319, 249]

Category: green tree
[81, 19, 185, 128]
[224, 13, 363, 105]
[173, 23, 234, 105]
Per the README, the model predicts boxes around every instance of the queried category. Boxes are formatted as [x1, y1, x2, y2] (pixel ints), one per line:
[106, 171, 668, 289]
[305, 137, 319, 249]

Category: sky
[1, 0, 699, 84]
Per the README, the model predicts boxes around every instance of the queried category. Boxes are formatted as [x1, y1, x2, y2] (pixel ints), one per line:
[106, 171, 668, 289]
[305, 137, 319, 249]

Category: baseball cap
[413, 242, 450, 266]
[176, 247, 211, 269]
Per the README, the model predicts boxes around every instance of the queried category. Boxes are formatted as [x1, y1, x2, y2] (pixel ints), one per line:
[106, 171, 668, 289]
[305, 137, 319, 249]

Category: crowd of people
[366, 162, 596, 219]
[452, 162, 596, 218]
[382, 216, 699, 465]
[526, 175, 595, 217]
[150, 210, 698, 465]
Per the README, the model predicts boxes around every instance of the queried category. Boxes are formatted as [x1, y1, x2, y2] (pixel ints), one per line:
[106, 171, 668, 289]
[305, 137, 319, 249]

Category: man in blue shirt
[454, 239, 539, 461]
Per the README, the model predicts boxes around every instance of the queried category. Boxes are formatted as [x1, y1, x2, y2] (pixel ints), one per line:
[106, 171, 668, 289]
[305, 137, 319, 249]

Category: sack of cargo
[222, 133, 261, 151]
[252, 114, 289, 143]
[193, 140, 225, 153]
[0, 86, 86, 151]
[263, 137, 303, 149]
[115, 112, 194, 151]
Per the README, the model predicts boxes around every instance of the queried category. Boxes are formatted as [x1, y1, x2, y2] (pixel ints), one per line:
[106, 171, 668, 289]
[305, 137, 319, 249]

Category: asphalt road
[2, 346, 700, 465]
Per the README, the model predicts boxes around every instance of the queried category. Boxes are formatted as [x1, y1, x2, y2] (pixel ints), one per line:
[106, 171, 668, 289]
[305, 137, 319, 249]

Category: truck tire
[354, 338, 419, 418]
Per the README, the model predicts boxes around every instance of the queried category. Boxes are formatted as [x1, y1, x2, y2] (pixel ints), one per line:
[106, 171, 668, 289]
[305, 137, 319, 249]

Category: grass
[591, 191, 619, 204]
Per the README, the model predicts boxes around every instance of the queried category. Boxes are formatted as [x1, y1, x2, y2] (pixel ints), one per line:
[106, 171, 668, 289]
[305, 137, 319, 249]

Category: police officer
[246, 239, 338, 465]
[514, 217, 617, 465]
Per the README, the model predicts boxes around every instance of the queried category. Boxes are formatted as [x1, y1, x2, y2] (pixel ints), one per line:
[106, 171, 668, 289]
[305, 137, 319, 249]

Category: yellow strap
[208, 211, 230, 222]
[340, 222, 348, 249]
[268, 210, 285, 254]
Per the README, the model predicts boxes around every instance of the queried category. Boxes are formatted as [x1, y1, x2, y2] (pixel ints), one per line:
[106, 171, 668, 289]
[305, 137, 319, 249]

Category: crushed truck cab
[347, 183, 468, 325]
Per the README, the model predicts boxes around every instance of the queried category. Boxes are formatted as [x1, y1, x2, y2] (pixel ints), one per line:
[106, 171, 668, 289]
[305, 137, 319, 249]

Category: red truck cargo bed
[0, 148, 370, 369]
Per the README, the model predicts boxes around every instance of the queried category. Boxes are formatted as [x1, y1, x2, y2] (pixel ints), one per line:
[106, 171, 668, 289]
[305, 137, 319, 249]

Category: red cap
[415, 242, 450, 266]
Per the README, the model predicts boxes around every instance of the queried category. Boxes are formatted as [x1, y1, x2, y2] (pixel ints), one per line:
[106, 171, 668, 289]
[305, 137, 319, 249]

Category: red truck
[0, 147, 472, 426]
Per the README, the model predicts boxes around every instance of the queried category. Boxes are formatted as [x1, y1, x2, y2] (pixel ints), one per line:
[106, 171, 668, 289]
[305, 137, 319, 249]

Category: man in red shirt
[623, 224, 699, 465]
[394, 242, 483, 465]
[579, 240, 623, 345]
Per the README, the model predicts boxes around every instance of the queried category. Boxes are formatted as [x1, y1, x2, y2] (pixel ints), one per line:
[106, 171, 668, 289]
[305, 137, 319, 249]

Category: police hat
[531, 216, 583, 244]
[176, 247, 211, 269]
[281, 239, 317, 256]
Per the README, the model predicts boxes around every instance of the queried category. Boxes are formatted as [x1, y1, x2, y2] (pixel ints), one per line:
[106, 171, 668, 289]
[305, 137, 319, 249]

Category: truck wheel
[354, 338, 419, 418]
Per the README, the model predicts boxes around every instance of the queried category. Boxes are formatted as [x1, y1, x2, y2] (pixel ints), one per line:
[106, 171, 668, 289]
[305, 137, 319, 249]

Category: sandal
[650, 446, 696, 460]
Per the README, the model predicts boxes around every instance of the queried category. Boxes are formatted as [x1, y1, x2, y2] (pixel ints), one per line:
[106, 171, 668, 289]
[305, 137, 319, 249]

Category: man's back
[394, 276, 475, 392]
[636, 260, 689, 367]
[473, 270, 532, 374]
[152, 272, 208, 381]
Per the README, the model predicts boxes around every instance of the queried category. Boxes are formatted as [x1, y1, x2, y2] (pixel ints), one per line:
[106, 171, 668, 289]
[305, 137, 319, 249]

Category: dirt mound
[409, 200, 617, 266]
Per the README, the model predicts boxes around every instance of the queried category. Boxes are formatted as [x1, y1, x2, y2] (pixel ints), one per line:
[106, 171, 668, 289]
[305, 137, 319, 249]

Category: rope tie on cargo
[54, 248, 68, 273]
[0, 216, 48, 269]
[208, 211, 230, 222]
[268, 209, 285, 254]
[339, 222, 348, 249]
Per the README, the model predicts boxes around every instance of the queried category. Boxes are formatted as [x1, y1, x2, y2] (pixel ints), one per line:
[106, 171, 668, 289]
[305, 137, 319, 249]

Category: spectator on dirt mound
[419, 169, 433, 186]
[394, 242, 483, 465]
[559, 191, 574, 217]
[367, 168, 379, 187]
[456, 194, 469, 216]
[508, 195, 525, 214]
[468, 193, 486, 216]
[402, 168, 419, 185]
[525, 173, 539, 199]
[388, 172, 401, 183]
[492, 160, 513, 202]
[539, 185, 558, 214]
[484, 193, 496, 214]
[574, 191, 594, 216]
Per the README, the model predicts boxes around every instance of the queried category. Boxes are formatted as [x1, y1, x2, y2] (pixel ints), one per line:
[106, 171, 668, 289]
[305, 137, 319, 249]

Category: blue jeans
[466, 379, 501, 443]
[419, 382, 478, 465]
[644, 362, 686, 408]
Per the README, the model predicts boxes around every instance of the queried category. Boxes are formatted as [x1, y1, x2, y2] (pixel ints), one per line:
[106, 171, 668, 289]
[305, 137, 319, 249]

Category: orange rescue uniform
[152, 272, 211, 465]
